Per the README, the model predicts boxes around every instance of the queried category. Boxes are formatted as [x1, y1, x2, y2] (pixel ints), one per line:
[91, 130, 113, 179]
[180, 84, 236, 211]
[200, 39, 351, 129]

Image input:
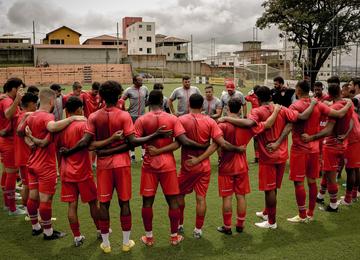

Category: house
[126, 21, 155, 55]
[0, 34, 33, 65]
[42, 26, 81, 45]
[155, 34, 189, 61]
[83, 34, 127, 48]
[122, 17, 143, 39]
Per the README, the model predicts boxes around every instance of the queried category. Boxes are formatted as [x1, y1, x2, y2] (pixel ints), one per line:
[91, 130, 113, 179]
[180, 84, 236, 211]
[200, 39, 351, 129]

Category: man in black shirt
[270, 76, 295, 107]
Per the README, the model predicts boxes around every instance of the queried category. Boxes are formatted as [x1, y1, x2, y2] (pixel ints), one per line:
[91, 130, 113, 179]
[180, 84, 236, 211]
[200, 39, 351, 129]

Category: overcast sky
[0, 0, 357, 64]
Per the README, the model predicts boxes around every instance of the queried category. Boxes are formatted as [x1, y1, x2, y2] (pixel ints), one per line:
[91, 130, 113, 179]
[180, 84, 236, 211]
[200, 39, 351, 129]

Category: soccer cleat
[254, 221, 277, 229]
[193, 229, 202, 239]
[307, 215, 314, 222]
[236, 226, 244, 233]
[255, 211, 268, 221]
[141, 236, 154, 246]
[100, 243, 111, 254]
[74, 235, 85, 247]
[8, 208, 26, 216]
[170, 235, 184, 246]
[217, 226, 232, 235]
[43, 230, 66, 240]
[122, 240, 135, 252]
[178, 225, 184, 234]
[15, 193, 22, 201]
[325, 205, 338, 213]
[32, 228, 43, 236]
[287, 215, 308, 223]
[316, 197, 325, 204]
[338, 198, 351, 206]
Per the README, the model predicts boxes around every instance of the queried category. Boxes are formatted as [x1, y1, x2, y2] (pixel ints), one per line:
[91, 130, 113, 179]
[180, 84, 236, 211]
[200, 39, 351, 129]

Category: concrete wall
[128, 55, 166, 68]
[0, 49, 33, 64]
[166, 61, 202, 75]
[35, 48, 127, 65]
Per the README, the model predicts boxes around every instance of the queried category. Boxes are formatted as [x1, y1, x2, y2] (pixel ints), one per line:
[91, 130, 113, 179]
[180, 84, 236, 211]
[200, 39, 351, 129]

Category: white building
[155, 34, 189, 61]
[126, 22, 155, 55]
[203, 52, 246, 67]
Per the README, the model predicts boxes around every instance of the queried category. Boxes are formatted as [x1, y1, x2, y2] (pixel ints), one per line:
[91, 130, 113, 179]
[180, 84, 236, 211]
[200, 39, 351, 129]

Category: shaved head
[39, 88, 56, 105]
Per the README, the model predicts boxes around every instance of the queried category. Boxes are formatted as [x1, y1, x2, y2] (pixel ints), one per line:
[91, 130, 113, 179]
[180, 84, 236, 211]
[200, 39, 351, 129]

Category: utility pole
[191, 34, 193, 79]
[116, 22, 120, 64]
[284, 32, 287, 79]
[32, 20, 36, 66]
[356, 42, 359, 76]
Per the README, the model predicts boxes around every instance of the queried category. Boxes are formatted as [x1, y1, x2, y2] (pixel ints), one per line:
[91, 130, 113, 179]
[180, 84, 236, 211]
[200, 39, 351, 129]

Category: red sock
[352, 186, 358, 199]
[39, 201, 52, 230]
[345, 190, 352, 203]
[320, 175, 327, 195]
[5, 172, 17, 212]
[195, 215, 205, 229]
[1, 172, 7, 207]
[168, 208, 180, 234]
[222, 211, 232, 228]
[98, 220, 109, 234]
[328, 183, 338, 204]
[236, 211, 246, 228]
[263, 208, 268, 215]
[179, 204, 185, 226]
[93, 219, 100, 230]
[267, 207, 276, 225]
[295, 185, 307, 219]
[70, 222, 81, 237]
[142, 207, 153, 232]
[27, 198, 39, 225]
[120, 215, 132, 231]
[307, 182, 317, 217]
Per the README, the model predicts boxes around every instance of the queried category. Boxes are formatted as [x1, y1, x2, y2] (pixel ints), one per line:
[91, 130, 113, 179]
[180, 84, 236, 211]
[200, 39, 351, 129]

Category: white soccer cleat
[254, 221, 277, 229]
[193, 228, 202, 239]
[8, 208, 27, 216]
[338, 198, 351, 206]
[15, 193, 22, 200]
[255, 211, 268, 221]
[287, 215, 308, 223]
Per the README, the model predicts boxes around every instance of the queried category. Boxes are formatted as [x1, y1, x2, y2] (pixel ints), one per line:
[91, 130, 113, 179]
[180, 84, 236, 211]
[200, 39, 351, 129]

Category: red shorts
[61, 178, 97, 203]
[0, 140, 15, 168]
[322, 148, 344, 172]
[344, 142, 360, 169]
[289, 152, 320, 181]
[178, 171, 210, 197]
[97, 166, 131, 202]
[258, 163, 286, 191]
[28, 168, 57, 195]
[19, 166, 29, 185]
[140, 169, 179, 197]
[218, 174, 250, 197]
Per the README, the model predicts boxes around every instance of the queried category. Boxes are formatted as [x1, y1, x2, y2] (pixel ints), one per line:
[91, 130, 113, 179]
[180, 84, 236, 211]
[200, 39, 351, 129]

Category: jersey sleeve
[282, 107, 299, 122]
[169, 88, 178, 101]
[318, 102, 331, 116]
[251, 122, 266, 135]
[122, 87, 130, 100]
[210, 119, 223, 140]
[215, 99, 222, 109]
[173, 117, 186, 137]
[134, 117, 144, 138]
[85, 114, 96, 136]
[248, 109, 261, 124]
[122, 113, 135, 137]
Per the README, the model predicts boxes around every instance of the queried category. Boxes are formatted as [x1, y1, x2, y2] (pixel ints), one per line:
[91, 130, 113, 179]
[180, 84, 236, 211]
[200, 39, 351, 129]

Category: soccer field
[0, 82, 360, 260]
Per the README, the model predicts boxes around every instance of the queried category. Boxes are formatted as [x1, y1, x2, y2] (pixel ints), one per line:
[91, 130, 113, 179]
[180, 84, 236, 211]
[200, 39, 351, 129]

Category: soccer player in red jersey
[60, 81, 171, 253]
[246, 85, 261, 163]
[273, 81, 351, 223]
[302, 83, 354, 212]
[56, 96, 102, 247]
[135, 90, 210, 246]
[82, 82, 103, 118]
[0, 77, 25, 215]
[13, 93, 39, 211]
[22, 88, 86, 240]
[64, 82, 85, 117]
[313, 81, 331, 102]
[187, 99, 281, 235]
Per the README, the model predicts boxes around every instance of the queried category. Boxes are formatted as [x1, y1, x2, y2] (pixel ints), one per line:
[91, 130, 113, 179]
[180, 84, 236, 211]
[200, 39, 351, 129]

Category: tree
[256, 0, 360, 86]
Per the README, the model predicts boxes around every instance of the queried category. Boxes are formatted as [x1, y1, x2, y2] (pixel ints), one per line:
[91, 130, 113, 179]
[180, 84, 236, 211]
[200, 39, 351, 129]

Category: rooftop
[34, 44, 126, 49]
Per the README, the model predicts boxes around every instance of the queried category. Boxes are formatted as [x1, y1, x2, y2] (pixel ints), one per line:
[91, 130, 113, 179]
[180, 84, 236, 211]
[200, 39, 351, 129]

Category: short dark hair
[92, 81, 100, 90]
[328, 83, 340, 98]
[153, 83, 164, 90]
[189, 93, 204, 109]
[314, 81, 323, 89]
[228, 98, 242, 114]
[27, 85, 39, 94]
[255, 86, 271, 102]
[3, 77, 25, 93]
[352, 98, 359, 107]
[50, 83, 63, 92]
[65, 96, 83, 113]
[133, 75, 142, 84]
[296, 80, 310, 93]
[352, 77, 360, 88]
[21, 92, 38, 107]
[205, 85, 213, 91]
[327, 76, 340, 85]
[148, 90, 163, 106]
[253, 85, 261, 93]
[273, 76, 284, 85]
[72, 81, 82, 90]
[99, 81, 123, 105]
[342, 83, 350, 89]
[182, 76, 190, 81]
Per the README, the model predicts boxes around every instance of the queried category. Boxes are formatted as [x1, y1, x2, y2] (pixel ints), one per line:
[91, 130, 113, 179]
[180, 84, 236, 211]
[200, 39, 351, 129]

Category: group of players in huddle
[0, 74, 359, 254]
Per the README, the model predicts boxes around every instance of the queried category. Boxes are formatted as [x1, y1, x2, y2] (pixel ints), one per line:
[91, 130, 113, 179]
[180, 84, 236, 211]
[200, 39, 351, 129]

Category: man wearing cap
[168, 76, 201, 116]
[50, 84, 66, 121]
[220, 81, 246, 117]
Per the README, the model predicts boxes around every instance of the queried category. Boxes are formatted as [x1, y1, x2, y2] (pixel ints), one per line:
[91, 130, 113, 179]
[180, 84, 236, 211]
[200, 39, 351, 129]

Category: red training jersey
[13, 111, 31, 167]
[245, 93, 260, 110]
[135, 110, 186, 173]
[82, 91, 102, 118]
[348, 111, 360, 144]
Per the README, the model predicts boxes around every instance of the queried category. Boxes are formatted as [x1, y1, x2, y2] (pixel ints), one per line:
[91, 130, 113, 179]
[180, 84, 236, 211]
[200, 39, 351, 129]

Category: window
[146, 36, 152, 42]
[176, 45, 181, 51]
[50, 39, 64, 45]
[139, 48, 143, 52]
[229, 62, 234, 66]
[168, 53, 170, 56]
[327, 64, 330, 68]
[222, 62, 226, 66]
[67, 34, 70, 37]
[139, 36, 143, 40]
[146, 25, 152, 31]
[327, 73, 330, 76]
[139, 24, 143, 28]
[147, 48, 152, 54]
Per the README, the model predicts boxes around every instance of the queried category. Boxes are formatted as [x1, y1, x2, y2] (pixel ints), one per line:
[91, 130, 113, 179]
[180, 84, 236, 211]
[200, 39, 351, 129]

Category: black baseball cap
[50, 84, 65, 91]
